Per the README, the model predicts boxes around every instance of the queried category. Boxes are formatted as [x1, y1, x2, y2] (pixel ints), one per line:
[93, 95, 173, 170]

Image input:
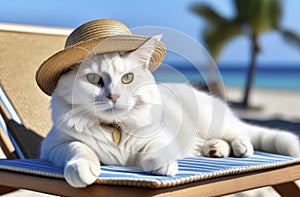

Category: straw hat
[36, 19, 166, 96]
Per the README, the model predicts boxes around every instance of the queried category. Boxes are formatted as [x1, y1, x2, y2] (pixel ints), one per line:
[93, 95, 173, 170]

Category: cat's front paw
[142, 159, 178, 176]
[231, 137, 254, 157]
[202, 139, 231, 158]
[64, 158, 101, 188]
[149, 162, 178, 176]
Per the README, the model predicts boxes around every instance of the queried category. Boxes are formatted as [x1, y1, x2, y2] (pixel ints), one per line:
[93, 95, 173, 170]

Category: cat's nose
[107, 94, 120, 103]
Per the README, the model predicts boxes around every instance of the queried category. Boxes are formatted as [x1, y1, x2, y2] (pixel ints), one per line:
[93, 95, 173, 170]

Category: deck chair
[0, 23, 299, 197]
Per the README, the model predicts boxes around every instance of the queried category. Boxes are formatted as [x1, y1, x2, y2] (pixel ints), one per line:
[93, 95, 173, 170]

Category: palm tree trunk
[242, 33, 260, 107]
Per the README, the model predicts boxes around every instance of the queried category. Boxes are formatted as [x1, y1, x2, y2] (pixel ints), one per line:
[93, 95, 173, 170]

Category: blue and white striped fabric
[0, 152, 299, 188]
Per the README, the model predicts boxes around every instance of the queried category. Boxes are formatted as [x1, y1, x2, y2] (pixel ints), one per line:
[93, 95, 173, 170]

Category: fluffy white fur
[40, 35, 300, 188]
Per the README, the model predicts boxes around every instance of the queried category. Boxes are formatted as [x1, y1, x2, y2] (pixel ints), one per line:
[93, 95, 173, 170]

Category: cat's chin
[98, 106, 129, 120]
[102, 108, 126, 115]
[103, 104, 129, 112]
[94, 101, 129, 112]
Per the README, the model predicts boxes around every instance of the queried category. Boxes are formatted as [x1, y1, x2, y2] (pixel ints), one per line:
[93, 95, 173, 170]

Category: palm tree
[191, 0, 300, 108]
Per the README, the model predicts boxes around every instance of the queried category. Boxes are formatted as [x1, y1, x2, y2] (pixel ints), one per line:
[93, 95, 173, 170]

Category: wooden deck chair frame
[0, 23, 299, 197]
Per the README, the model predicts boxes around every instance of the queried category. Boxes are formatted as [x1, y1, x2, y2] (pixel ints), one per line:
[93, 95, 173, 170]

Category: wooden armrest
[0, 164, 299, 196]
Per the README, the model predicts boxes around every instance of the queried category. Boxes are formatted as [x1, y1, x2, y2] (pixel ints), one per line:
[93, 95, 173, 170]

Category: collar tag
[100, 122, 122, 145]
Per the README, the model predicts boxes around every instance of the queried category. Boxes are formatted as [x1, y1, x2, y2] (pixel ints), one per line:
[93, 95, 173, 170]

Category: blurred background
[1, 0, 299, 108]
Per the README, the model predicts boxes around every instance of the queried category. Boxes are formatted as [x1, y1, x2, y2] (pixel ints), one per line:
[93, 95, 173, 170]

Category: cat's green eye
[121, 73, 134, 84]
[86, 73, 104, 86]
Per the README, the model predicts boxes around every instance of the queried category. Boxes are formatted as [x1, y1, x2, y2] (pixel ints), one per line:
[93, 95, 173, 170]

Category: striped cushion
[0, 152, 299, 188]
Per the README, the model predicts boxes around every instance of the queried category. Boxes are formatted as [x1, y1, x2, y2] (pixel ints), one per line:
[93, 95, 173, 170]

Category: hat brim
[36, 35, 166, 96]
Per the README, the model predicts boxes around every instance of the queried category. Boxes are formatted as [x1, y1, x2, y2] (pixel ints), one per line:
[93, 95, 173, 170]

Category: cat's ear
[127, 35, 162, 67]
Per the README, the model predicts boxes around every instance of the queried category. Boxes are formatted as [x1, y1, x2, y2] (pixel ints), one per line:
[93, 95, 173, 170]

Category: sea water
[154, 63, 300, 90]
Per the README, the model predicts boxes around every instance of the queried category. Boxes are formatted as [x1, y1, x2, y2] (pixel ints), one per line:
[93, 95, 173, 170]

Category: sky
[0, 0, 299, 66]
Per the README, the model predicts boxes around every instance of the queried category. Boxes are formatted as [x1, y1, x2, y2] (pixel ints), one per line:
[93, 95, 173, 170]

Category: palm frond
[269, 0, 282, 29]
[234, 0, 282, 33]
[279, 29, 300, 49]
[204, 20, 244, 60]
[190, 3, 227, 24]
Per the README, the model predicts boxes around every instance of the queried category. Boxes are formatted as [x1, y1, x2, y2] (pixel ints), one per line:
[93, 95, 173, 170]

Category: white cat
[40, 35, 300, 188]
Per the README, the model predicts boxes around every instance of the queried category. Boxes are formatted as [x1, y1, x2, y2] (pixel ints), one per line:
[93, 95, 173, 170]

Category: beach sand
[226, 87, 300, 120]
[0, 87, 299, 196]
